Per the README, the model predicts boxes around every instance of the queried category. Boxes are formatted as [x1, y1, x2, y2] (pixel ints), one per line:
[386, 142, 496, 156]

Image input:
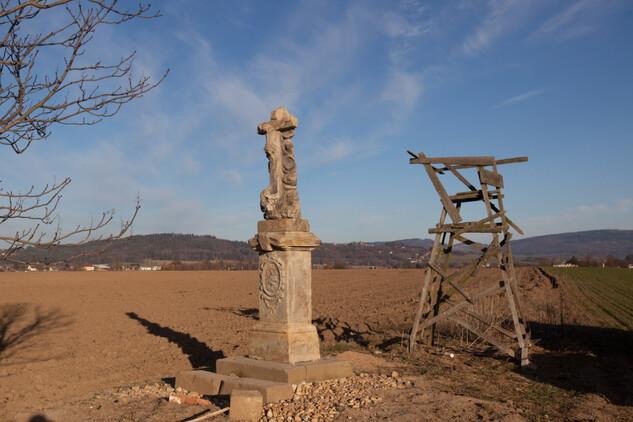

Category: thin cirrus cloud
[382, 9, 430, 39]
[378, 70, 424, 114]
[312, 138, 357, 167]
[528, 0, 619, 43]
[461, 0, 534, 56]
[520, 198, 633, 236]
[493, 89, 545, 108]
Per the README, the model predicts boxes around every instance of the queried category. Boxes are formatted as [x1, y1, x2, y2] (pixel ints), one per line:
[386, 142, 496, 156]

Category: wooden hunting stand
[407, 151, 531, 366]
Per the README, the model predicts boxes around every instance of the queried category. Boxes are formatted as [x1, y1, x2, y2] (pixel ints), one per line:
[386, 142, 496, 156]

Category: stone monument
[247, 106, 321, 363]
[175, 107, 352, 403]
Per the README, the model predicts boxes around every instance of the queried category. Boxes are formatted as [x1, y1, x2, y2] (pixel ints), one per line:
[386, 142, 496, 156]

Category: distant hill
[4, 229, 632, 267]
[8, 233, 256, 265]
[369, 238, 434, 248]
[510, 229, 633, 259]
[383, 230, 633, 259]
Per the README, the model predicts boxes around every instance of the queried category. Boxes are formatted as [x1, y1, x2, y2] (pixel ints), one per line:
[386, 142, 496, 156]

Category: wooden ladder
[407, 151, 531, 367]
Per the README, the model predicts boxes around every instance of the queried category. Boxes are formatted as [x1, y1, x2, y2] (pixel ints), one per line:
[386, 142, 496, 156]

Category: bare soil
[1, 268, 631, 421]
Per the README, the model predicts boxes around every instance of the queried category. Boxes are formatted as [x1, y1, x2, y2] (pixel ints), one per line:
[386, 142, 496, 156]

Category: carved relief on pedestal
[258, 107, 302, 220]
[259, 255, 285, 310]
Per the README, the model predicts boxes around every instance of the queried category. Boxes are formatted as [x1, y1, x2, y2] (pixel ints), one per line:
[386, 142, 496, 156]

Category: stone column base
[249, 323, 320, 364]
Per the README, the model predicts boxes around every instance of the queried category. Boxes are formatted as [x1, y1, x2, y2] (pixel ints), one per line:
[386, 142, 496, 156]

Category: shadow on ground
[0, 303, 72, 364]
[525, 321, 633, 406]
[313, 316, 386, 348]
[125, 312, 225, 370]
[204, 307, 258, 320]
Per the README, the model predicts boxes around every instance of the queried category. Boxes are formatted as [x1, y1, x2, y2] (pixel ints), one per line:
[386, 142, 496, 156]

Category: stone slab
[230, 390, 263, 421]
[175, 370, 293, 403]
[249, 231, 320, 252]
[258, 219, 310, 233]
[249, 324, 320, 363]
[175, 370, 222, 395]
[216, 357, 353, 385]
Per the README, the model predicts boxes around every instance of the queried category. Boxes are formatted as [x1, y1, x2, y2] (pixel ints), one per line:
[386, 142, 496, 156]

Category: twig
[185, 407, 229, 422]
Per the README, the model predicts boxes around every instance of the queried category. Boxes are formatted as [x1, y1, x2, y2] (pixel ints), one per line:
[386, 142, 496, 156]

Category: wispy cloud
[494, 88, 545, 108]
[382, 1, 432, 39]
[219, 169, 244, 187]
[520, 198, 633, 237]
[378, 70, 424, 114]
[577, 198, 633, 216]
[313, 138, 357, 166]
[461, 0, 533, 56]
[528, 0, 619, 43]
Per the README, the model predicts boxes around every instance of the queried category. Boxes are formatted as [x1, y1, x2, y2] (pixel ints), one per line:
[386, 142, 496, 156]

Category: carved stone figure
[257, 107, 302, 220]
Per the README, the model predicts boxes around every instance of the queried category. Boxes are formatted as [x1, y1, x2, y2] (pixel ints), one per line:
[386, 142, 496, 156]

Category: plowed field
[1, 268, 631, 421]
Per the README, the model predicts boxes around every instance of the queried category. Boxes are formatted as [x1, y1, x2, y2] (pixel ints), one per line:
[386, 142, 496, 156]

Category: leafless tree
[0, 0, 167, 264]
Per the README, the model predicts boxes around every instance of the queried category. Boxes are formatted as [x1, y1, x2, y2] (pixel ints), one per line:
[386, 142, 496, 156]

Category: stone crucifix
[257, 106, 302, 220]
[248, 106, 321, 363]
[174, 108, 352, 397]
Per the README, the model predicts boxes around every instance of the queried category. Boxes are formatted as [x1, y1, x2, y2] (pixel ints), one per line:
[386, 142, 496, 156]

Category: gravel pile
[101, 371, 409, 421]
[101, 383, 178, 402]
[260, 371, 410, 422]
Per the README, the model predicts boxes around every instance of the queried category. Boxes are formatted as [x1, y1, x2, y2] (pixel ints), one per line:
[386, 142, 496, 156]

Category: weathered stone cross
[257, 107, 301, 221]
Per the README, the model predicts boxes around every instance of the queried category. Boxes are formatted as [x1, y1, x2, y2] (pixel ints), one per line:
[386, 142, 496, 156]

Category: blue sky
[4, 0, 633, 243]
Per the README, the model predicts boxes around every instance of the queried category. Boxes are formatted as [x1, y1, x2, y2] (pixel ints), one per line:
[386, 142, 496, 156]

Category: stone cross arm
[257, 107, 298, 135]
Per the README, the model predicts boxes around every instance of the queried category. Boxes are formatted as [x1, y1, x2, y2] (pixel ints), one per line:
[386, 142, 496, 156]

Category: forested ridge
[4, 230, 632, 267]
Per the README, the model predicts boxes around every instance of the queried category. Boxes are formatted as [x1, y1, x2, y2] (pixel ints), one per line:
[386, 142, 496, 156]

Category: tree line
[539, 254, 633, 268]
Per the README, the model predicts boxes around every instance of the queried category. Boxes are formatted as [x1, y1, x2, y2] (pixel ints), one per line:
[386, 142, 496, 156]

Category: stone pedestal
[248, 219, 320, 364]
[175, 108, 354, 403]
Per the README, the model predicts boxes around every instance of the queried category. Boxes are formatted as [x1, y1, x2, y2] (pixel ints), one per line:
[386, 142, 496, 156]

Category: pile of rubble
[260, 372, 410, 422]
[106, 371, 409, 421]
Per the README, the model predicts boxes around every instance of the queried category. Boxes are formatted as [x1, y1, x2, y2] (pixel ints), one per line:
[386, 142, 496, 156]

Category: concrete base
[175, 370, 294, 403]
[175, 357, 353, 404]
[249, 323, 320, 363]
[216, 356, 353, 385]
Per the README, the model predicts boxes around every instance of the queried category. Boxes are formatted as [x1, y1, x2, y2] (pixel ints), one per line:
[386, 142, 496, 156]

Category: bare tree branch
[0, 180, 141, 264]
[1, 0, 166, 264]
[0, 0, 168, 153]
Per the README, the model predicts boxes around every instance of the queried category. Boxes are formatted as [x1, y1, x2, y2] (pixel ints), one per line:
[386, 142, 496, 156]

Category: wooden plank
[454, 235, 486, 252]
[418, 281, 505, 331]
[440, 242, 500, 302]
[411, 156, 495, 166]
[429, 225, 507, 234]
[418, 152, 462, 223]
[478, 168, 504, 188]
[451, 191, 483, 200]
[409, 210, 447, 352]
[496, 249, 527, 352]
[448, 166, 477, 191]
[453, 212, 503, 238]
[450, 190, 502, 204]
[495, 156, 528, 165]
[427, 262, 474, 304]
[455, 307, 517, 339]
[407, 150, 419, 159]
[503, 236, 527, 323]
[429, 214, 505, 235]
[451, 316, 516, 358]
[409, 245, 440, 350]
[489, 202, 523, 235]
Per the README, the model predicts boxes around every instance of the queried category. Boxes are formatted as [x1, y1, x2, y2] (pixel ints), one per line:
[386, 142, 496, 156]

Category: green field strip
[561, 278, 603, 327]
[576, 274, 633, 315]
[548, 268, 633, 330]
[545, 268, 633, 309]
[573, 280, 633, 322]
[574, 280, 633, 321]
[570, 277, 633, 330]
